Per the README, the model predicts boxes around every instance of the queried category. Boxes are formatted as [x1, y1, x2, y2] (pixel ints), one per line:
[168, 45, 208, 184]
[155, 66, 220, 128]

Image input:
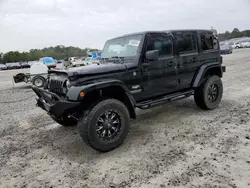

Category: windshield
[101, 34, 142, 58]
[0, 64, 6, 67]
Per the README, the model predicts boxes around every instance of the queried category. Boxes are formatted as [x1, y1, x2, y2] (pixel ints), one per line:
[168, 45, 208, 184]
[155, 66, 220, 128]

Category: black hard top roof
[108, 29, 213, 41]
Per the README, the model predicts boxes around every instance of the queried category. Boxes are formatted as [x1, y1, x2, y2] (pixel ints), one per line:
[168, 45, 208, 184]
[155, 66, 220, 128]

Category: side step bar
[135, 90, 194, 109]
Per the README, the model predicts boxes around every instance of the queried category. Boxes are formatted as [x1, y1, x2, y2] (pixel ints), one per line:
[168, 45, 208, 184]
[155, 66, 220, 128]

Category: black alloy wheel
[207, 84, 219, 102]
[78, 99, 130, 152]
[96, 111, 121, 141]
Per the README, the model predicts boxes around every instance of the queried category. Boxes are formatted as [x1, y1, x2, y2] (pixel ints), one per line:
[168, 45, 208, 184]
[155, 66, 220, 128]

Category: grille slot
[48, 77, 66, 94]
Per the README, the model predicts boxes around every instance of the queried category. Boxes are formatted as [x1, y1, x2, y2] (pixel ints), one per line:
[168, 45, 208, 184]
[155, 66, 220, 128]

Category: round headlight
[62, 80, 70, 94]
[66, 80, 70, 89]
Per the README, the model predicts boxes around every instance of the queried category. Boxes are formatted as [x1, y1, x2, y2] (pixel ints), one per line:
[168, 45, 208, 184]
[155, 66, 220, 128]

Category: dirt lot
[1, 49, 250, 188]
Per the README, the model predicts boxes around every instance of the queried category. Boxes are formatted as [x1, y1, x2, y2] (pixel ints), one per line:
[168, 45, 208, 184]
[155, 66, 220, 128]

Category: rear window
[176, 32, 197, 54]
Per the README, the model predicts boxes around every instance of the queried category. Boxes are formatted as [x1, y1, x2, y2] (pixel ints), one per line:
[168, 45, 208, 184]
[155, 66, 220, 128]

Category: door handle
[143, 62, 150, 68]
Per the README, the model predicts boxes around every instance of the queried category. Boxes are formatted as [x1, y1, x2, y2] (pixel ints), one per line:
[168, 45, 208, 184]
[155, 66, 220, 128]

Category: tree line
[0, 45, 99, 64]
[218, 28, 250, 41]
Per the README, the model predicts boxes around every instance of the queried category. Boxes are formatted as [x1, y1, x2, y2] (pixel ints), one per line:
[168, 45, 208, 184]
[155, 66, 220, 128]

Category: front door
[141, 33, 177, 99]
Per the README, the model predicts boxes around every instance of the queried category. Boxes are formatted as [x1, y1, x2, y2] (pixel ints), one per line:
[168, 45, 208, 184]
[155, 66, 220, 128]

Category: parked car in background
[20, 62, 30, 69]
[0, 64, 8, 70]
[55, 60, 65, 70]
[5, 62, 22, 69]
[5, 63, 15, 69]
[241, 41, 250, 48]
[13, 62, 22, 69]
[39, 57, 56, 69]
[231, 42, 243, 49]
[220, 43, 233, 54]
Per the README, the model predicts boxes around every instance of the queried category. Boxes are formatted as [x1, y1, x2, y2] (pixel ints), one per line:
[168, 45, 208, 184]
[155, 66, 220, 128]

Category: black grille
[48, 78, 66, 94]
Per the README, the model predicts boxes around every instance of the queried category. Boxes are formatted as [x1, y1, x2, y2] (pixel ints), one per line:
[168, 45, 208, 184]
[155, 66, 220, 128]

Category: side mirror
[145, 50, 159, 61]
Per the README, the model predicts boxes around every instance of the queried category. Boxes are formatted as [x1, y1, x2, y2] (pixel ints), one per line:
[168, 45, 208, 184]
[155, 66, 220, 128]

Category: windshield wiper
[110, 56, 125, 63]
[111, 56, 124, 59]
[101, 56, 125, 64]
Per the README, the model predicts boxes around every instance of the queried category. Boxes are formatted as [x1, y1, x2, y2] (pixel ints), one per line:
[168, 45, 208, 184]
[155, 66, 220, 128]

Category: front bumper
[32, 86, 81, 118]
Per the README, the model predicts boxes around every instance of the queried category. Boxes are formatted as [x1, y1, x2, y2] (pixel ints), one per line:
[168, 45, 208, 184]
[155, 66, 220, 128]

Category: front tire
[194, 75, 223, 110]
[78, 99, 130, 152]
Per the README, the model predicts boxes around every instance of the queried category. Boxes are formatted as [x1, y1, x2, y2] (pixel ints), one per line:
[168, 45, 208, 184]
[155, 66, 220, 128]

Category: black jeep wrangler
[32, 29, 226, 152]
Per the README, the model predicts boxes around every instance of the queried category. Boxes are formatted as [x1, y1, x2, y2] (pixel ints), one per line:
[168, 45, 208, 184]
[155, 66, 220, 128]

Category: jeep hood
[49, 63, 127, 77]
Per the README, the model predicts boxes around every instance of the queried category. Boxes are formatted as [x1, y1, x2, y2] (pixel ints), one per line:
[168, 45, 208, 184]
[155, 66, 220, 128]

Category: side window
[213, 38, 219, 50]
[200, 32, 214, 51]
[146, 34, 173, 56]
[177, 33, 197, 54]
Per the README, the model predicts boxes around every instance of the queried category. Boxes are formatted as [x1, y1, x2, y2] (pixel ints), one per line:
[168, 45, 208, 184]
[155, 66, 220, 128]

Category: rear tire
[78, 99, 130, 152]
[194, 75, 223, 110]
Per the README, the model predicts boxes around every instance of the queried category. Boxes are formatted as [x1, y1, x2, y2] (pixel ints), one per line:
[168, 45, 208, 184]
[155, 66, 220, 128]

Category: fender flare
[192, 62, 223, 88]
[66, 79, 136, 118]
[67, 79, 132, 100]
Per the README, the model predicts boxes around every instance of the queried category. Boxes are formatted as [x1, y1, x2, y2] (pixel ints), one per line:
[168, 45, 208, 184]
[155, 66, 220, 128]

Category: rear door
[175, 31, 199, 89]
[199, 31, 220, 65]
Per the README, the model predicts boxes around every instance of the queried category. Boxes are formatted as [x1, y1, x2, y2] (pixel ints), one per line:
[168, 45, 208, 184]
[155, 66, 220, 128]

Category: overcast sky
[0, 0, 249, 53]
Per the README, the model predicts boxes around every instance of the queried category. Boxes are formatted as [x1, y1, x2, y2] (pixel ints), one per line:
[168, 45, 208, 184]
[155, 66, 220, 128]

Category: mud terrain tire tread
[78, 99, 130, 152]
[194, 75, 223, 110]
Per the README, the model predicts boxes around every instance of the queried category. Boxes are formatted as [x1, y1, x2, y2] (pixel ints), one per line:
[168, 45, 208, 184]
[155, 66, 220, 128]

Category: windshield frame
[101, 34, 144, 59]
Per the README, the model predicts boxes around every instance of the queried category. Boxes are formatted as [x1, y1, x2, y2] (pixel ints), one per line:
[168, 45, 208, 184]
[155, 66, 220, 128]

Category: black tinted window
[200, 33, 214, 51]
[177, 33, 197, 53]
[146, 34, 173, 56]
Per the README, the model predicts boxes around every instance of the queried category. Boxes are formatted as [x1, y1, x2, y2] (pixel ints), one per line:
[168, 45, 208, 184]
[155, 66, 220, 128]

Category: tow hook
[67, 115, 78, 121]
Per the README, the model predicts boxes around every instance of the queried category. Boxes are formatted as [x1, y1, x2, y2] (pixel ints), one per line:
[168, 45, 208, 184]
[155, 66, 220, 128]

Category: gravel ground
[0, 49, 250, 188]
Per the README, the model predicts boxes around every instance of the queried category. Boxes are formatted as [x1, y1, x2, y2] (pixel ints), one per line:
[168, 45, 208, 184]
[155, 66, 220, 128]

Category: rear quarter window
[200, 32, 218, 51]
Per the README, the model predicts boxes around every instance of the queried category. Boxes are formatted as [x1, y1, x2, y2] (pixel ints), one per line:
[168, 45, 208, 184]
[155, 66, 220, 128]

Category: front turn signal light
[79, 91, 85, 97]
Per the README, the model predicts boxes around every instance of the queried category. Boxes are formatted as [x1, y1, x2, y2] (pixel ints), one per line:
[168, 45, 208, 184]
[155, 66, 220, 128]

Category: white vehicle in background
[230, 42, 243, 49]
[13, 62, 48, 87]
[241, 41, 250, 48]
[68, 57, 85, 66]
[55, 60, 65, 70]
